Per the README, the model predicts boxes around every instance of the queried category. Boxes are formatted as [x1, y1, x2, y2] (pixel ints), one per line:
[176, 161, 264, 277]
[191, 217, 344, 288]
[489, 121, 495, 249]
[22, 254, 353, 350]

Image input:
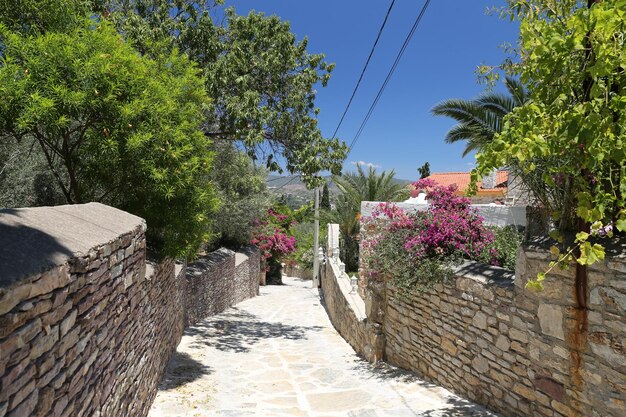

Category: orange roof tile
[416, 171, 508, 197]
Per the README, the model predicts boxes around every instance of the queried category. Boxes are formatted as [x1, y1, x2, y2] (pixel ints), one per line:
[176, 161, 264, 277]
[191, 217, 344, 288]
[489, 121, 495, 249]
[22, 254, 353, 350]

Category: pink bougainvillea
[251, 208, 297, 269]
[404, 181, 497, 262]
[251, 228, 296, 261]
[362, 182, 500, 289]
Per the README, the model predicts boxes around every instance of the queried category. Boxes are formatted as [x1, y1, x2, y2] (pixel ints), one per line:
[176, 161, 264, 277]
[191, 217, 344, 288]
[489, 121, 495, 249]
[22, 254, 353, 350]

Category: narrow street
[148, 276, 498, 417]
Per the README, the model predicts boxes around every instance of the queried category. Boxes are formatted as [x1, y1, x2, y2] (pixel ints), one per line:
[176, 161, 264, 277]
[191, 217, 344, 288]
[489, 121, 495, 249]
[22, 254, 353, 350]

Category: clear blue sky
[227, 0, 519, 180]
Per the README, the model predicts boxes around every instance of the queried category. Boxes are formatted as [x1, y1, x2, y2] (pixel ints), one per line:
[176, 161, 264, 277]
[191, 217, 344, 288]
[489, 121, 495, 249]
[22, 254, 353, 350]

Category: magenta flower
[362, 182, 500, 279]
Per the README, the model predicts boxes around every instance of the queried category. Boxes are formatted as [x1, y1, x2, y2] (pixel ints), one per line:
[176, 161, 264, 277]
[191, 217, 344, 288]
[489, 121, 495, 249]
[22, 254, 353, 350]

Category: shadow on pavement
[417, 396, 497, 416]
[350, 359, 424, 384]
[186, 308, 324, 353]
[158, 351, 213, 391]
[350, 360, 499, 416]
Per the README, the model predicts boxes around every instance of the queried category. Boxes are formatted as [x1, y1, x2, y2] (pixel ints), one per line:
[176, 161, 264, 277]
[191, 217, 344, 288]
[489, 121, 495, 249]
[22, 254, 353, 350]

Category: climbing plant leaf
[471, 0, 626, 286]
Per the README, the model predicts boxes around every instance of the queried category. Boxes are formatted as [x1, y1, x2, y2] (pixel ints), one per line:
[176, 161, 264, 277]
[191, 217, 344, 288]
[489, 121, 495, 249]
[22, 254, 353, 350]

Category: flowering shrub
[251, 227, 296, 262]
[362, 180, 500, 292]
[251, 207, 297, 279]
[407, 180, 498, 262]
[284, 222, 315, 270]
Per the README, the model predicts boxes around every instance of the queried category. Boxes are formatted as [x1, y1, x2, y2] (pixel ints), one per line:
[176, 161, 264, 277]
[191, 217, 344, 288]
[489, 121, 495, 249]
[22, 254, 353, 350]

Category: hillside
[266, 174, 413, 208]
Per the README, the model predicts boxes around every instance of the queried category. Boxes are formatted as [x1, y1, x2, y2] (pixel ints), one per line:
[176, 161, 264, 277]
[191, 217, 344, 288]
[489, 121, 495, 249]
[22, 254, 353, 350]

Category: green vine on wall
[470, 0, 626, 288]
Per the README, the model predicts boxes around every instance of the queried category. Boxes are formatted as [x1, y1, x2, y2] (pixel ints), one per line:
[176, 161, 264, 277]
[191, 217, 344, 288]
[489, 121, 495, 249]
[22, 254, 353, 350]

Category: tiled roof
[419, 171, 508, 196]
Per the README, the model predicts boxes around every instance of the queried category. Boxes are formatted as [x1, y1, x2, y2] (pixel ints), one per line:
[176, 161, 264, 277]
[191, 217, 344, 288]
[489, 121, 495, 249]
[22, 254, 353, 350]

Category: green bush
[0, 19, 218, 258]
[473, 1, 626, 288]
[481, 226, 523, 271]
[285, 223, 315, 270]
[208, 143, 270, 250]
[339, 234, 359, 273]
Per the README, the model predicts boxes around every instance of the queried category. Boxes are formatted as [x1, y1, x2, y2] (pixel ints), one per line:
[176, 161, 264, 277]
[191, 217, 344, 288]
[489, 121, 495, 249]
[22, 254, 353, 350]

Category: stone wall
[381, 251, 625, 417]
[283, 264, 313, 280]
[320, 224, 384, 362]
[327, 207, 626, 417]
[185, 248, 236, 326]
[234, 246, 261, 304]
[383, 263, 523, 415]
[0, 203, 260, 417]
[354, 212, 626, 417]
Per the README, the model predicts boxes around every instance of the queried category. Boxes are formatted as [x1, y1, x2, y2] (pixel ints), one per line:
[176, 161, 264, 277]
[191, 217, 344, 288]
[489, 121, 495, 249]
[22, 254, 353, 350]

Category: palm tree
[333, 164, 409, 206]
[431, 77, 529, 156]
[433, 78, 561, 211]
[329, 194, 361, 271]
[331, 164, 409, 271]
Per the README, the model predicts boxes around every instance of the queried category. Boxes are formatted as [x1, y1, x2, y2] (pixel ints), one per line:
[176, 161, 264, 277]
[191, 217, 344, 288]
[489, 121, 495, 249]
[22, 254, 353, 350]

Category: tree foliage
[321, 183, 331, 210]
[208, 142, 271, 249]
[332, 164, 409, 271]
[1, 0, 343, 259]
[334, 164, 410, 205]
[92, 0, 223, 55]
[432, 77, 528, 157]
[432, 76, 559, 208]
[471, 0, 626, 283]
[417, 161, 430, 179]
[96, 0, 348, 187]
[0, 0, 89, 34]
[0, 138, 66, 207]
[0, 18, 217, 258]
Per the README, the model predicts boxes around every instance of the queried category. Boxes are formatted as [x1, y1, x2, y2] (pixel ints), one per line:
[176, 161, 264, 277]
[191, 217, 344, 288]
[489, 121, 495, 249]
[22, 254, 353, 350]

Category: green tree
[417, 162, 430, 179]
[0, 19, 217, 258]
[331, 194, 361, 272]
[334, 164, 409, 206]
[472, 0, 626, 282]
[432, 76, 561, 207]
[208, 142, 271, 249]
[432, 77, 528, 157]
[0, 138, 66, 207]
[332, 164, 409, 271]
[90, 0, 224, 55]
[0, 0, 88, 34]
[95, 1, 348, 187]
[321, 183, 331, 210]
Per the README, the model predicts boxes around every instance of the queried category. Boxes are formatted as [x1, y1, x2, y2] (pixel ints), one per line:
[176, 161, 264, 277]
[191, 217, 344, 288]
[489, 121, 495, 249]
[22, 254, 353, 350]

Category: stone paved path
[148, 277, 499, 417]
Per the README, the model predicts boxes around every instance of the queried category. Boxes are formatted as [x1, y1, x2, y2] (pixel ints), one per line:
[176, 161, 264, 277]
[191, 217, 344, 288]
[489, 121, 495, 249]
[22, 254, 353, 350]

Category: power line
[347, 0, 432, 156]
[267, 176, 290, 182]
[330, 0, 396, 140]
[273, 175, 299, 190]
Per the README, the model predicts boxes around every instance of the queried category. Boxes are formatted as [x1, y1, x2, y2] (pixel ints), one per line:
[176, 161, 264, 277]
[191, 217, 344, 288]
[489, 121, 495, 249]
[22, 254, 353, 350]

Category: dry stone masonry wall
[322, 220, 626, 417]
[0, 203, 260, 417]
[321, 224, 384, 363]
[381, 248, 626, 417]
[185, 249, 235, 326]
[185, 245, 260, 327]
[283, 264, 313, 280]
[234, 246, 261, 307]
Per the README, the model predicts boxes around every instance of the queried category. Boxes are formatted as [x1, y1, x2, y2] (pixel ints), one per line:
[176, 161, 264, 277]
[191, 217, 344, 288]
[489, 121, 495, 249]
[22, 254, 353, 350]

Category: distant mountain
[266, 174, 412, 194]
[266, 174, 309, 189]
[265, 174, 413, 209]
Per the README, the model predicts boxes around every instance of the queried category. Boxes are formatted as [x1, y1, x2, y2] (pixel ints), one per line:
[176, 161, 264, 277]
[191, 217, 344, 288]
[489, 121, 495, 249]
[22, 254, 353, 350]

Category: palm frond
[433, 77, 530, 156]
[504, 76, 529, 105]
[431, 99, 498, 137]
[475, 93, 517, 116]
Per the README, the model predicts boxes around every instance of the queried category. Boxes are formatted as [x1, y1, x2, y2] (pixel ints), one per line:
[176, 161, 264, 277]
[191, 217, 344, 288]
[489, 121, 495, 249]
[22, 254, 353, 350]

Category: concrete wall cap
[0, 203, 145, 287]
[454, 261, 515, 287]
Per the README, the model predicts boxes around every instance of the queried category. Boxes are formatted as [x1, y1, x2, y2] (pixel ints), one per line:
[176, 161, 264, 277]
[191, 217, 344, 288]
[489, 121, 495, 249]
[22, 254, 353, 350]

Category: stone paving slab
[148, 277, 500, 417]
